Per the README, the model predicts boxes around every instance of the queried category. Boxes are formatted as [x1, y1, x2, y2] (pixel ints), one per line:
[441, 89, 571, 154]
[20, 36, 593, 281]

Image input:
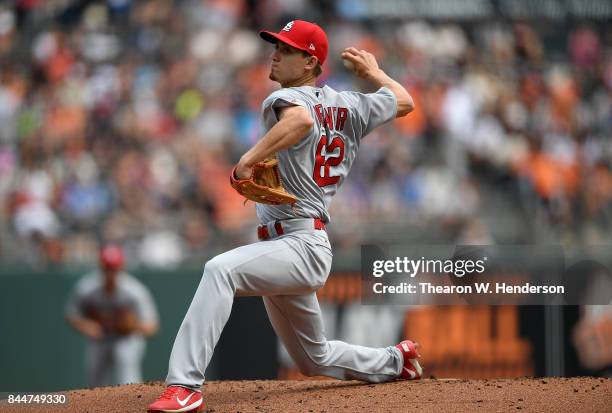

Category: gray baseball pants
[165, 219, 403, 390]
[86, 335, 145, 387]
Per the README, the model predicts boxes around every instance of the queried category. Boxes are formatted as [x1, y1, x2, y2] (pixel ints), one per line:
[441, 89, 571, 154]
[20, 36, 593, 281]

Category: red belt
[257, 218, 326, 240]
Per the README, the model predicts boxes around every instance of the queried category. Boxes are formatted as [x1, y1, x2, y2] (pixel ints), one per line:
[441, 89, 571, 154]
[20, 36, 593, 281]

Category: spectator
[0, 2, 610, 267]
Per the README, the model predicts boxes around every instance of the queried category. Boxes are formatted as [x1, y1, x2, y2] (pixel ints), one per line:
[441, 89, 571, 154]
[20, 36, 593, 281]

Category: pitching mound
[1, 377, 610, 412]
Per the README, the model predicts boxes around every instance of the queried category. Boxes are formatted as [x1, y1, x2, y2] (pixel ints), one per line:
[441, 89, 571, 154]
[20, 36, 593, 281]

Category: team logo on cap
[282, 21, 294, 32]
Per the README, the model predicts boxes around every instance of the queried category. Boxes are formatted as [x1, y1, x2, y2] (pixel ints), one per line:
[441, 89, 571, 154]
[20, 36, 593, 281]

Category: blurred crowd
[0, 0, 610, 268]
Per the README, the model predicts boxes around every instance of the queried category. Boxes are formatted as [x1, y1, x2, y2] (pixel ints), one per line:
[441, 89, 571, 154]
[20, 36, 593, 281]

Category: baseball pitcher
[148, 20, 422, 413]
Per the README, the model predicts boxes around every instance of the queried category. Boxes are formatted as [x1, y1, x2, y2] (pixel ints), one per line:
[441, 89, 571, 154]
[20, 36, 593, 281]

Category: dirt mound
[1, 377, 610, 413]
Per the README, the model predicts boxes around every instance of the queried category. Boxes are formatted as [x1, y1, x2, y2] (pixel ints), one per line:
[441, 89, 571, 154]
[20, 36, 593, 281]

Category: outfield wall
[0, 266, 608, 391]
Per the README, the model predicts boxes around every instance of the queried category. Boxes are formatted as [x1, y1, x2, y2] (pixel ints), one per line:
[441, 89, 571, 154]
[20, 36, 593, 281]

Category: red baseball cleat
[396, 340, 423, 380]
[147, 385, 204, 412]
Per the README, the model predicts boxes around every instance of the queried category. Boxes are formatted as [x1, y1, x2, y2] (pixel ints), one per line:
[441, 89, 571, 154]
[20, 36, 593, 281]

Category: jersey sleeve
[262, 88, 309, 125]
[343, 87, 397, 138]
[64, 288, 83, 319]
[64, 276, 92, 319]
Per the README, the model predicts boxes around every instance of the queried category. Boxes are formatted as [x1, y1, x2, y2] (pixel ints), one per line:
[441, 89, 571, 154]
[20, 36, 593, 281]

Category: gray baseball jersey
[65, 271, 159, 386]
[165, 85, 405, 391]
[257, 85, 397, 224]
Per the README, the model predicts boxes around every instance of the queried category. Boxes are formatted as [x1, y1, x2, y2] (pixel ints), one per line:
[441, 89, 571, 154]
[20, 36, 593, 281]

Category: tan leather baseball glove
[114, 308, 139, 336]
[230, 158, 297, 205]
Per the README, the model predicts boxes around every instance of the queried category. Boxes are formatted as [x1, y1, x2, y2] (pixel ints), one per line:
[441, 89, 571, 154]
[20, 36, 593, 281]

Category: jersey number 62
[313, 134, 345, 187]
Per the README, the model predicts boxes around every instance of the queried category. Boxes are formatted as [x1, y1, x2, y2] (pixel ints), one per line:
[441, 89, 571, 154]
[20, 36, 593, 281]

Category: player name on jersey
[314, 104, 348, 131]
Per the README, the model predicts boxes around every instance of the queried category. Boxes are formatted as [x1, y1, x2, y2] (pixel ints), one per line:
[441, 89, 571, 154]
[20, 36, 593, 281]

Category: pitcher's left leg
[263, 293, 403, 383]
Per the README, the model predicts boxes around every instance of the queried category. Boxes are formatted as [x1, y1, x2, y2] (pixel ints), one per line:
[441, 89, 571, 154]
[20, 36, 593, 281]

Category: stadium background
[0, 0, 611, 392]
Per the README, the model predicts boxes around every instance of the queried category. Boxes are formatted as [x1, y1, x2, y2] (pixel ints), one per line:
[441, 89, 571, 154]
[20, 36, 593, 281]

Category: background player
[65, 244, 160, 387]
[148, 20, 421, 413]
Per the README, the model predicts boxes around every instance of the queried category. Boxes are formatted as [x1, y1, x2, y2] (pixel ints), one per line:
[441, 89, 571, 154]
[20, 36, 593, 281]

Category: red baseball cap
[100, 244, 125, 270]
[260, 20, 329, 65]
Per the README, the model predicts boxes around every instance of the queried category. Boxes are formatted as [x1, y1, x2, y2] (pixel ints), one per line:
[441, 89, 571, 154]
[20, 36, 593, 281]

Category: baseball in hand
[342, 58, 355, 71]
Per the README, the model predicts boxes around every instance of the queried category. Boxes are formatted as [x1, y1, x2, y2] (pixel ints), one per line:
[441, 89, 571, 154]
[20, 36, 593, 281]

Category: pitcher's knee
[202, 257, 233, 289]
[203, 258, 221, 275]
